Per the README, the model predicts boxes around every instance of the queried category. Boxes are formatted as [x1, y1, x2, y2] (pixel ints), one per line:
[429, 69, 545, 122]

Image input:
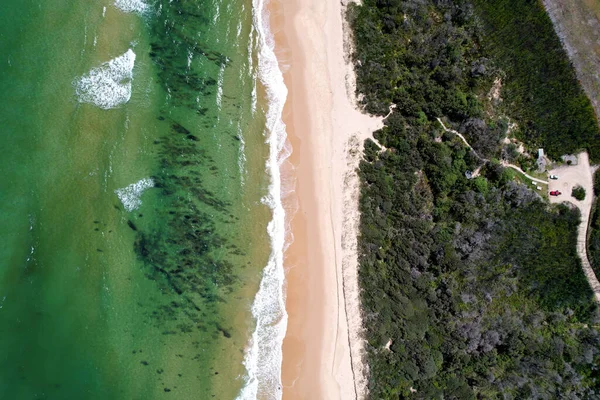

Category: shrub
[351, 0, 600, 397]
[472, 0, 600, 161]
[572, 185, 586, 201]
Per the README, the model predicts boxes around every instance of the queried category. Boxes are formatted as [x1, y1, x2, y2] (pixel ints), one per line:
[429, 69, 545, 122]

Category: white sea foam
[213, 4, 220, 26]
[248, 24, 258, 115]
[75, 49, 136, 110]
[187, 49, 193, 70]
[236, 20, 243, 41]
[216, 63, 225, 110]
[26, 246, 35, 263]
[114, 178, 154, 212]
[236, 0, 290, 398]
[114, 0, 147, 13]
[237, 121, 248, 186]
[83, 25, 88, 55]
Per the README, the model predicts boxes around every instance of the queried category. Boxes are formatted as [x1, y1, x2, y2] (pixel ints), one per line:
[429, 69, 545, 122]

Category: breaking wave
[75, 49, 136, 110]
[114, 0, 147, 13]
[236, 0, 291, 398]
[114, 177, 154, 212]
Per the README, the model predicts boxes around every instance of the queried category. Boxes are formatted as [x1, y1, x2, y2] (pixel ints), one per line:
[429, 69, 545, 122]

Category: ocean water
[0, 0, 288, 398]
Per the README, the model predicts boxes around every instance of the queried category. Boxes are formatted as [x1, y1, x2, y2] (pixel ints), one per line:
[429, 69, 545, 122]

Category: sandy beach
[269, 0, 383, 398]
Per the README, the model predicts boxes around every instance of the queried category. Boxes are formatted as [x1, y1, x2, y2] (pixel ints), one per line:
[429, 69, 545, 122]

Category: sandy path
[437, 120, 600, 304]
[436, 118, 548, 185]
[501, 163, 548, 185]
[273, 0, 383, 398]
[548, 153, 600, 303]
[437, 118, 480, 157]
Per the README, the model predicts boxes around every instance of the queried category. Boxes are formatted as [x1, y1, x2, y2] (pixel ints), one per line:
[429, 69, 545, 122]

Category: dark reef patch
[117, 0, 245, 355]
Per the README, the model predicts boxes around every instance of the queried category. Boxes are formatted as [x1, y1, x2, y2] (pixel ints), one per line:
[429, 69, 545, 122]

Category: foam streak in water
[75, 49, 136, 110]
[115, 178, 154, 212]
[248, 24, 258, 115]
[114, 0, 147, 13]
[216, 63, 225, 110]
[237, 0, 290, 398]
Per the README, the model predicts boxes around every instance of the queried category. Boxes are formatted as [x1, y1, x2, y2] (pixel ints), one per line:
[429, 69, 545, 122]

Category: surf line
[237, 0, 291, 398]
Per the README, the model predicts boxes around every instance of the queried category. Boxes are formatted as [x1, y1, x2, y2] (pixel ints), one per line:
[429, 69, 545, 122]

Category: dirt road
[436, 119, 599, 302]
[548, 152, 600, 303]
[540, 1, 600, 303]
[500, 163, 548, 185]
[437, 116, 599, 303]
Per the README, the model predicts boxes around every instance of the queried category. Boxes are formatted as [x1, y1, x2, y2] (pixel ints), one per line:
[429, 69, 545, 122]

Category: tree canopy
[350, 0, 600, 398]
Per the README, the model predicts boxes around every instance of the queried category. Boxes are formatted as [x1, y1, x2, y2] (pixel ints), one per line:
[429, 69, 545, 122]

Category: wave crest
[115, 178, 154, 212]
[237, 0, 291, 398]
[114, 0, 147, 13]
[75, 49, 136, 110]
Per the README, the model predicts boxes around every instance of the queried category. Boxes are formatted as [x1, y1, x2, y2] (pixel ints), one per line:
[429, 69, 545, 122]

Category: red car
[550, 190, 562, 196]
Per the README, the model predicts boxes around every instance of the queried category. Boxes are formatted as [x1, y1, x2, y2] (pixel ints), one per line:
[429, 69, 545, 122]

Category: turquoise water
[0, 0, 273, 398]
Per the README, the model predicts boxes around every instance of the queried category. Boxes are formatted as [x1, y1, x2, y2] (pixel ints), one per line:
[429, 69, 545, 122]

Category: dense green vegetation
[350, 0, 600, 398]
[590, 171, 600, 275]
[472, 0, 600, 161]
[351, 0, 600, 162]
[590, 203, 600, 276]
[572, 185, 586, 201]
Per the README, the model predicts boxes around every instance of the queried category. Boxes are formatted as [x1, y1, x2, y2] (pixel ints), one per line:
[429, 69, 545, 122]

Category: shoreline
[236, 0, 291, 396]
[270, 0, 383, 398]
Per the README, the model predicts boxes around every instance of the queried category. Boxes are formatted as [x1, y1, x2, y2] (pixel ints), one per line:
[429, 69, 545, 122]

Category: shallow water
[0, 0, 273, 398]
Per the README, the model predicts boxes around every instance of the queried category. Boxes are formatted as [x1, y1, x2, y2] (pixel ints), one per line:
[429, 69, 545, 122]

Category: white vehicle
[549, 174, 559, 180]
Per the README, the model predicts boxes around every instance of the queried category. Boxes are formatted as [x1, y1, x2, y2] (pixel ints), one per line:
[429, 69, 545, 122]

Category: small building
[537, 148, 547, 172]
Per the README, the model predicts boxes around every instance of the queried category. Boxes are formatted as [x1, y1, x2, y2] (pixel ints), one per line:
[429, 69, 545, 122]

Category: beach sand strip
[271, 0, 383, 397]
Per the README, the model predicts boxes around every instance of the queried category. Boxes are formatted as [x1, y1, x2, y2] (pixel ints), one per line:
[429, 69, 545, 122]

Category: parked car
[549, 174, 559, 180]
[550, 190, 562, 196]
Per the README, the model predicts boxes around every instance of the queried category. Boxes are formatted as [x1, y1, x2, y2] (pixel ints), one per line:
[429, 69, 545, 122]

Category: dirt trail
[437, 119, 600, 303]
[436, 118, 549, 185]
[500, 163, 548, 185]
[548, 153, 600, 303]
[437, 118, 480, 157]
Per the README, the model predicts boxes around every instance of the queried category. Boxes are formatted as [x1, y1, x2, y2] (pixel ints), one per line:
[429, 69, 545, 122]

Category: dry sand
[268, 0, 383, 398]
